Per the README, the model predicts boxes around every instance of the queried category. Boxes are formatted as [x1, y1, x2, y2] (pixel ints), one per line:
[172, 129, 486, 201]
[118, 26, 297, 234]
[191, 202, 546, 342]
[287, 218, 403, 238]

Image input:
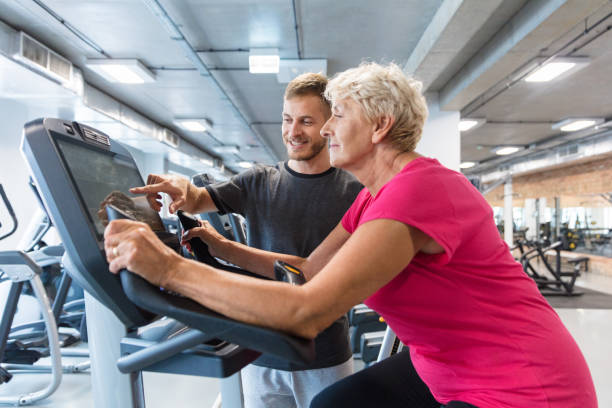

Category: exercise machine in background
[514, 240, 589, 296]
[0, 182, 89, 406]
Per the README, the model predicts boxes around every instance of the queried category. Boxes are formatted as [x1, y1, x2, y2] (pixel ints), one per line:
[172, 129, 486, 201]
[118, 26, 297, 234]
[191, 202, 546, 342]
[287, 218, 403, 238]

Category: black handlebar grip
[274, 261, 306, 286]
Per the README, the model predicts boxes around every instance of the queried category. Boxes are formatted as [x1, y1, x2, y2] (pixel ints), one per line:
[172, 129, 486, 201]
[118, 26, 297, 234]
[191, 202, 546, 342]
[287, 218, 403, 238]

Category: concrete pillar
[554, 197, 561, 242]
[503, 177, 513, 246]
[83, 290, 144, 408]
[535, 198, 540, 241]
[524, 198, 537, 241]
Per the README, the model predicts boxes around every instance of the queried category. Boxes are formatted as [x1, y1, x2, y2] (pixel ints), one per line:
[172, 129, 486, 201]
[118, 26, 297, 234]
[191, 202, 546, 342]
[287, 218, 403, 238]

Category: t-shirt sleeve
[359, 173, 461, 264]
[205, 168, 258, 215]
[341, 188, 370, 234]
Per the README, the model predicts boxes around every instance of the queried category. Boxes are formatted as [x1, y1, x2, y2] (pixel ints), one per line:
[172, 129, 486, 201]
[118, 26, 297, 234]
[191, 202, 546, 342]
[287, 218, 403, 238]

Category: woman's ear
[371, 115, 395, 144]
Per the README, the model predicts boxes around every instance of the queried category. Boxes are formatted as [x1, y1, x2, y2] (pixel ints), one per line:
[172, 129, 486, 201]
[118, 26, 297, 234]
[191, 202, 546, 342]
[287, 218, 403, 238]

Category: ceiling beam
[438, 0, 607, 111]
[404, 0, 506, 90]
[141, 0, 279, 163]
[403, 0, 464, 78]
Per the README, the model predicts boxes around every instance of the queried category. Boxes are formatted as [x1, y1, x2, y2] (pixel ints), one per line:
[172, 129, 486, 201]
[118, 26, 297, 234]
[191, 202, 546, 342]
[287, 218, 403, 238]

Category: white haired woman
[105, 62, 596, 408]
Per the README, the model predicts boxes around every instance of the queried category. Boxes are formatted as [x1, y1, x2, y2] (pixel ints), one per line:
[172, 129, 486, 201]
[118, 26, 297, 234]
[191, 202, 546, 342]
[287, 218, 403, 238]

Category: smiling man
[131, 73, 363, 408]
[229, 73, 363, 408]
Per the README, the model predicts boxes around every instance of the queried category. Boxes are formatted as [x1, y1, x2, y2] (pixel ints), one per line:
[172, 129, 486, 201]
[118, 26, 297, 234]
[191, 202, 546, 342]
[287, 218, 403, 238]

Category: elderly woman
[105, 62, 596, 408]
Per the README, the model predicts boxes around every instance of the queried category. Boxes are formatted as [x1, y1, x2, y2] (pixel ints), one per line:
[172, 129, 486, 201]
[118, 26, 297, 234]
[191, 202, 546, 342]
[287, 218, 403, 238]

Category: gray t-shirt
[206, 161, 363, 370]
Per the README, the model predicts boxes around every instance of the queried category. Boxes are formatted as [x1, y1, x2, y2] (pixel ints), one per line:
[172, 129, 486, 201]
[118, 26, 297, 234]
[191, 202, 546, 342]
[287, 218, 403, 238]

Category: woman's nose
[320, 118, 332, 138]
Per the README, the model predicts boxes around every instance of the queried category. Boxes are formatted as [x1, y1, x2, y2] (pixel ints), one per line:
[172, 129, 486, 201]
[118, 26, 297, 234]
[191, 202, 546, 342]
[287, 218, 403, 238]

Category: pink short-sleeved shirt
[342, 157, 596, 408]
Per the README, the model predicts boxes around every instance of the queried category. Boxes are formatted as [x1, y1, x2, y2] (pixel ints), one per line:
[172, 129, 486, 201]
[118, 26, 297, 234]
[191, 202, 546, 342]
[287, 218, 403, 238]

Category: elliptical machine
[0, 182, 89, 406]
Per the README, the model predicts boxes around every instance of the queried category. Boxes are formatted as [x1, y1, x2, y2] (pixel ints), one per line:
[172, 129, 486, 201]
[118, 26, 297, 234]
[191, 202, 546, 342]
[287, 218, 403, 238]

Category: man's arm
[130, 174, 218, 214]
[184, 221, 352, 281]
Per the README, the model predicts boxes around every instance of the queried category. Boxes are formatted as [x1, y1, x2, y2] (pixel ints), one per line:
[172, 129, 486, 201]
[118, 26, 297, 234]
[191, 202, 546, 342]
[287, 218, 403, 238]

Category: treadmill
[20, 118, 314, 408]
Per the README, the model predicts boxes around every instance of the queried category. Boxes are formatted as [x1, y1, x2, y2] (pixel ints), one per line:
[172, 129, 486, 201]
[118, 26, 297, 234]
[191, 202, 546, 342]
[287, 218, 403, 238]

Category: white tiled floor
[557, 308, 612, 407]
[576, 271, 612, 294]
[0, 360, 221, 407]
[2, 273, 612, 407]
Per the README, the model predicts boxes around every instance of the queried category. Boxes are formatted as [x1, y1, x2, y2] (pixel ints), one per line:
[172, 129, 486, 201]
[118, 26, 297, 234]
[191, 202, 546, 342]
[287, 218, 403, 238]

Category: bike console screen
[55, 137, 165, 239]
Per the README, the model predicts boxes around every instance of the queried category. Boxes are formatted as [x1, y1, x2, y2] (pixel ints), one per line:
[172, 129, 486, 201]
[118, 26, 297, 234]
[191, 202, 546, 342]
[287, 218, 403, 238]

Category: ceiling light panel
[524, 57, 589, 83]
[458, 118, 485, 132]
[174, 118, 212, 132]
[459, 161, 476, 169]
[560, 120, 596, 132]
[86, 59, 155, 83]
[552, 118, 603, 132]
[213, 145, 240, 155]
[249, 48, 280, 74]
[492, 146, 522, 156]
[238, 161, 253, 168]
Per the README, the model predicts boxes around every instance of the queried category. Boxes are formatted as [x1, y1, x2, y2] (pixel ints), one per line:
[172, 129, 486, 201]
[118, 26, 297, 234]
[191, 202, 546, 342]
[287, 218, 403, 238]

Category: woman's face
[320, 98, 375, 169]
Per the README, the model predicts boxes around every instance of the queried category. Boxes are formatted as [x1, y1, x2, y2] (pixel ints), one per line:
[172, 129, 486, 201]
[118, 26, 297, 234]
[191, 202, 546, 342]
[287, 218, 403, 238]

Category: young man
[131, 73, 363, 408]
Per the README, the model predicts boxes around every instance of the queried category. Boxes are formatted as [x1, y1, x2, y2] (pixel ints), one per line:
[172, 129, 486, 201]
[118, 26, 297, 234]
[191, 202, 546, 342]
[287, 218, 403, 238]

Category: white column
[84, 291, 144, 408]
[504, 177, 513, 246]
[524, 198, 537, 241]
[418, 92, 460, 171]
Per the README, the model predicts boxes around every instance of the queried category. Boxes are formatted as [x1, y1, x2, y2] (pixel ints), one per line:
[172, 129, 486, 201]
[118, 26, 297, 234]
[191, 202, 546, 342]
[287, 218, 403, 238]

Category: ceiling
[0, 0, 611, 176]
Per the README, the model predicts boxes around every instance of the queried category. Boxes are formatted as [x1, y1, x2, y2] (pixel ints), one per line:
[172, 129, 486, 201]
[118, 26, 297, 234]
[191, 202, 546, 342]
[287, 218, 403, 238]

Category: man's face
[282, 95, 330, 161]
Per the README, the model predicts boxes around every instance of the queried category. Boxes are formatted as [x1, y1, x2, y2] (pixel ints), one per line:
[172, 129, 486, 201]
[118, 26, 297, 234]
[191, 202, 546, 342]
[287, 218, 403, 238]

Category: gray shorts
[241, 359, 354, 408]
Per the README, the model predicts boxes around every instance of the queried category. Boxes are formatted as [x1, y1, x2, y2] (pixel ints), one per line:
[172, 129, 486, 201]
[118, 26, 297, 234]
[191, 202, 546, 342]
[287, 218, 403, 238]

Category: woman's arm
[105, 218, 432, 339]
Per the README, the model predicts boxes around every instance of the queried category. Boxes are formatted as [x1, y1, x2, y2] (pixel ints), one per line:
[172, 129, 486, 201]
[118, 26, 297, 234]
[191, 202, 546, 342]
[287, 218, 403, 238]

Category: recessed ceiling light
[198, 157, 214, 167]
[458, 118, 485, 132]
[86, 59, 155, 83]
[560, 120, 596, 132]
[174, 118, 212, 132]
[213, 145, 240, 155]
[492, 146, 522, 156]
[237, 161, 253, 168]
[249, 48, 280, 74]
[459, 161, 476, 169]
[524, 57, 589, 82]
[552, 118, 603, 132]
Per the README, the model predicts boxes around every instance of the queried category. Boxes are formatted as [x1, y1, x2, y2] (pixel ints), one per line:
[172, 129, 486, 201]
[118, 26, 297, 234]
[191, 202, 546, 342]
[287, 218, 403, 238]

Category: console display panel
[55, 137, 164, 239]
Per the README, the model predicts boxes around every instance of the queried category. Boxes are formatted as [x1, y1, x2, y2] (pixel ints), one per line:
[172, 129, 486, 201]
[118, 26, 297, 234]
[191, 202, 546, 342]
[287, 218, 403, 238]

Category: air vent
[21, 34, 47, 68]
[82, 127, 110, 146]
[14, 32, 72, 84]
[48, 51, 72, 81]
[161, 129, 180, 148]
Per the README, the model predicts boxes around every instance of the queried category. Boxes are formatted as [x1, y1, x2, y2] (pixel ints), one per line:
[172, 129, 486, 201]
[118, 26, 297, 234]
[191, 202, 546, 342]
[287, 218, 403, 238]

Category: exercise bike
[0, 182, 89, 406]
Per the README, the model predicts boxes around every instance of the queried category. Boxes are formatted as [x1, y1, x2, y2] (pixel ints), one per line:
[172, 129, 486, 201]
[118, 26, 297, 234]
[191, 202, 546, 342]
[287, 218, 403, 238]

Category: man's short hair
[284, 72, 331, 112]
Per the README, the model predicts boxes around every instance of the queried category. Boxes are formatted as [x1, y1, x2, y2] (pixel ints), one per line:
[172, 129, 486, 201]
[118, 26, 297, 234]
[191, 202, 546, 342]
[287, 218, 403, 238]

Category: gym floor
[1, 273, 611, 407]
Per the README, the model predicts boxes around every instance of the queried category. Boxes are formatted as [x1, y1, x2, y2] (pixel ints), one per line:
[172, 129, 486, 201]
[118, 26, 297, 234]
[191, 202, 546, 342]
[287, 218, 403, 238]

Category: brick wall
[484, 154, 612, 207]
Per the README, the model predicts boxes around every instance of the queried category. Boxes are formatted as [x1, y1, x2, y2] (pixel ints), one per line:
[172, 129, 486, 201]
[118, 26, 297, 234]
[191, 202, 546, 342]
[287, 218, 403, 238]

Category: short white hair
[325, 62, 428, 152]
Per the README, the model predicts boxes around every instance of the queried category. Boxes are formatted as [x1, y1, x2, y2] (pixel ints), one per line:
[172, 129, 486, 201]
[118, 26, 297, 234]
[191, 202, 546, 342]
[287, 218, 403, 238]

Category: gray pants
[241, 359, 354, 408]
